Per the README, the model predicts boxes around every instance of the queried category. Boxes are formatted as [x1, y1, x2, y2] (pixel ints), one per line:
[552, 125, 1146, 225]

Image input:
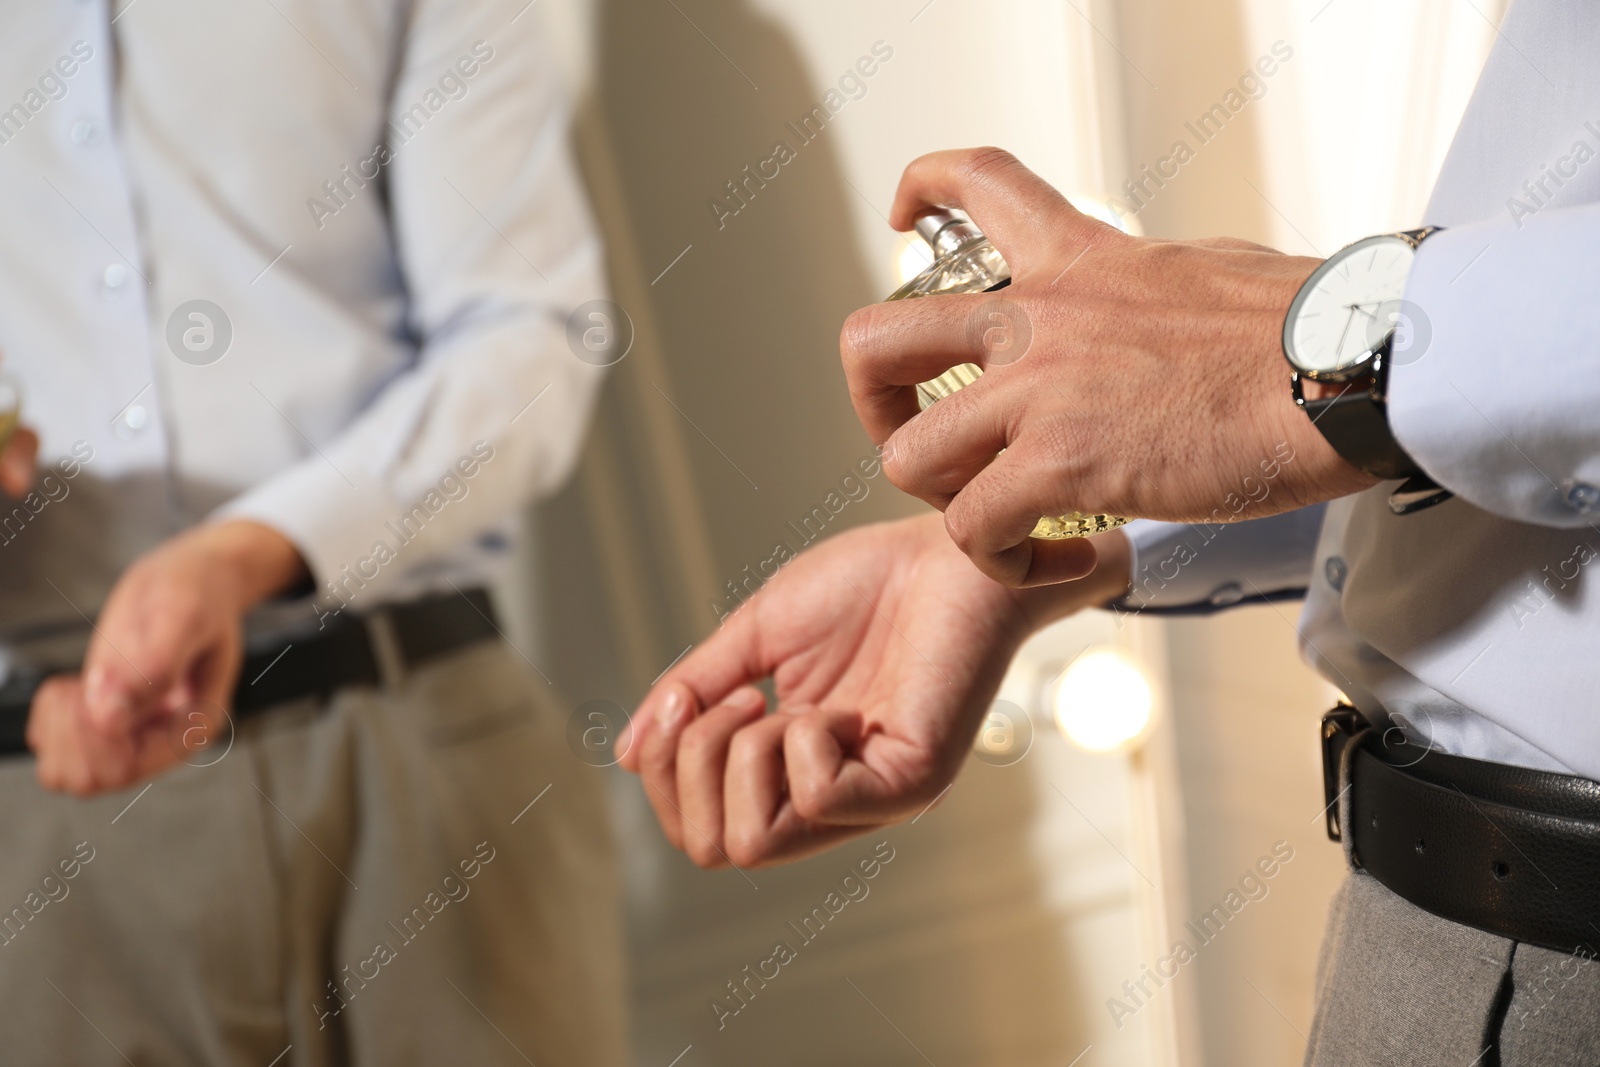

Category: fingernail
[657, 689, 690, 733]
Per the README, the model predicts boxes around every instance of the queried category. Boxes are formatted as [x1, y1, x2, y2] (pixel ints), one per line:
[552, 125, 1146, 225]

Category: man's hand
[617, 514, 1131, 869]
[0, 424, 38, 499]
[840, 147, 1376, 587]
[28, 520, 308, 795]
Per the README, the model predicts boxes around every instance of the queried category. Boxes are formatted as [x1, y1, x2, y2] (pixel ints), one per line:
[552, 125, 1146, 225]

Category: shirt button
[1208, 582, 1244, 607]
[1325, 556, 1348, 592]
[1561, 481, 1600, 516]
[102, 263, 128, 290]
[113, 403, 148, 439]
[69, 119, 98, 145]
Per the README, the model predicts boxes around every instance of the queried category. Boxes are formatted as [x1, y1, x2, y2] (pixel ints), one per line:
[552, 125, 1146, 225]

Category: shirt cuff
[214, 453, 412, 615]
[1389, 206, 1600, 527]
[1111, 506, 1325, 616]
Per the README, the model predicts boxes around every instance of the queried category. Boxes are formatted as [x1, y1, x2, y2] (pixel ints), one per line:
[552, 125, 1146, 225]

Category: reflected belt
[1323, 705, 1600, 955]
[0, 587, 501, 758]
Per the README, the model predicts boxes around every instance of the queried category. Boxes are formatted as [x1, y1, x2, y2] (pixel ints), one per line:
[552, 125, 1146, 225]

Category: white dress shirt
[0, 0, 605, 668]
[1122, 0, 1600, 779]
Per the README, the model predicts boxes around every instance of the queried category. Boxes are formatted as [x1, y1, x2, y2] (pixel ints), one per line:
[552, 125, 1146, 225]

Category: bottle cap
[912, 209, 963, 244]
[912, 209, 982, 257]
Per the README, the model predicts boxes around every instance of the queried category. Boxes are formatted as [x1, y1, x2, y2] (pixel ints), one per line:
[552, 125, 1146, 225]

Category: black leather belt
[1323, 705, 1600, 956]
[0, 587, 501, 758]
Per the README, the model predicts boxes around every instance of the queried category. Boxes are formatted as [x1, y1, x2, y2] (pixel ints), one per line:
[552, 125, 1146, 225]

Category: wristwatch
[1281, 228, 1451, 515]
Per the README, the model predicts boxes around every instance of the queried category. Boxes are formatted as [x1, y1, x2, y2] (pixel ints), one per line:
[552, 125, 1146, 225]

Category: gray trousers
[0, 641, 626, 1067]
[1307, 870, 1600, 1066]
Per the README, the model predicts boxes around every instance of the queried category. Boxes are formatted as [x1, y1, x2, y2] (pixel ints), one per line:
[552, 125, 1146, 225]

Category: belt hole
[1491, 861, 1511, 881]
[1370, 813, 1379, 828]
[1415, 838, 1426, 855]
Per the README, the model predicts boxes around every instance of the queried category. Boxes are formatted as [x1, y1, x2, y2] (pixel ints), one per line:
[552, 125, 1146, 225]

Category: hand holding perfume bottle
[886, 210, 1128, 539]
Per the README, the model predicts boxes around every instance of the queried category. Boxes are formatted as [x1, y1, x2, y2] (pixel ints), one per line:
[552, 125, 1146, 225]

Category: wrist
[187, 519, 310, 611]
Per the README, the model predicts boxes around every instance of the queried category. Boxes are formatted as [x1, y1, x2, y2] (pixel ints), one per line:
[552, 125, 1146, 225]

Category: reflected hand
[28, 520, 308, 795]
[617, 514, 1130, 869]
[839, 147, 1375, 587]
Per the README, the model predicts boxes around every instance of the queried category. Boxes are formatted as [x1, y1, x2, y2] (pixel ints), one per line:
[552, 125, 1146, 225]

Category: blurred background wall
[501, 2, 1504, 1065]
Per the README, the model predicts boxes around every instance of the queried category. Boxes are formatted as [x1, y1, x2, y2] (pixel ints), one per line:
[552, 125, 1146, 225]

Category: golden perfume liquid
[888, 211, 1127, 539]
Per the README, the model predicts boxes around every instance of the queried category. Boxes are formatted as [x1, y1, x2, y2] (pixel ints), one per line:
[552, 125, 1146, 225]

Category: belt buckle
[1320, 705, 1366, 843]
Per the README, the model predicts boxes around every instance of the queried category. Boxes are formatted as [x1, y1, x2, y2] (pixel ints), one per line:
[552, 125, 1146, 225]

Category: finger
[28, 677, 99, 796]
[637, 603, 777, 735]
[638, 684, 700, 849]
[942, 446, 1101, 587]
[676, 688, 766, 869]
[784, 707, 941, 825]
[882, 378, 1013, 510]
[839, 294, 996, 444]
[0, 427, 38, 498]
[889, 148, 1095, 274]
[723, 708, 881, 867]
[71, 696, 141, 793]
[82, 599, 210, 735]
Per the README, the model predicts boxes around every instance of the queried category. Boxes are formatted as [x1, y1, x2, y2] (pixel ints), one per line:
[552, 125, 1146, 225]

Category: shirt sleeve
[1388, 202, 1600, 526]
[218, 5, 608, 603]
[1109, 505, 1326, 617]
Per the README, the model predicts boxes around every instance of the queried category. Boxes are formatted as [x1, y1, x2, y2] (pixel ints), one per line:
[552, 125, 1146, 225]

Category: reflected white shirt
[0, 0, 605, 664]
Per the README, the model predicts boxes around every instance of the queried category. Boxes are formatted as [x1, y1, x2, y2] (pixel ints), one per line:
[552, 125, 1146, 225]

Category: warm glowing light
[1053, 648, 1154, 753]
[896, 238, 934, 286]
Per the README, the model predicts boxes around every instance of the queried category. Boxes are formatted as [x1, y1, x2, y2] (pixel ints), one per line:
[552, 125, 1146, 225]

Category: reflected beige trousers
[1306, 870, 1600, 1066]
[0, 641, 626, 1067]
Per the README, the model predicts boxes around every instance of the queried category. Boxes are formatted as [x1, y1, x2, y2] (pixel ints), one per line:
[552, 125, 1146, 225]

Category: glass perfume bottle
[887, 210, 1127, 539]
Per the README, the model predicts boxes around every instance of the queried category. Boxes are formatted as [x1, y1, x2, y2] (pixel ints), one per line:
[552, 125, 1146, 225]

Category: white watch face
[1285, 235, 1416, 378]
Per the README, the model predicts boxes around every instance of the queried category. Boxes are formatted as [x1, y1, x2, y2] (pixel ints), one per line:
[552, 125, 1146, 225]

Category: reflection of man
[0, 3, 623, 1063]
[625, 1, 1600, 1060]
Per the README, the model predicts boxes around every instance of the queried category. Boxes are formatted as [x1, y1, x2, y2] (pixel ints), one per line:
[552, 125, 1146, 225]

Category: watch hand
[1333, 305, 1358, 363]
[1350, 302, 1380, 322]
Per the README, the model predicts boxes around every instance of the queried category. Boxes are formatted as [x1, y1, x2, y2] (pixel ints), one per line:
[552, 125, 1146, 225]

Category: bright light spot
[1068, 196, 1139, 237]
[1053, 648, 1153, 753]
[896, 239, 933, 286]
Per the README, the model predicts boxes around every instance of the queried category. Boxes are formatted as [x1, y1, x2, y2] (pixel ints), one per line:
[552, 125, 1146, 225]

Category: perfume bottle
[0, 373, 19, 453]
[887, 210, 1127, 540]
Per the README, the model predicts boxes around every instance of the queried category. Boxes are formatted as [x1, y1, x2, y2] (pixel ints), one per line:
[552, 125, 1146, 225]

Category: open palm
[620, 514, 1125, 868]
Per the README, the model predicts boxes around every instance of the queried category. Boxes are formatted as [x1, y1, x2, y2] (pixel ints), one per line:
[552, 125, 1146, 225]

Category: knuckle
[723, 830, 766, 870]
[789, 777, 830, 822]
[959, 146, 1022, 186]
